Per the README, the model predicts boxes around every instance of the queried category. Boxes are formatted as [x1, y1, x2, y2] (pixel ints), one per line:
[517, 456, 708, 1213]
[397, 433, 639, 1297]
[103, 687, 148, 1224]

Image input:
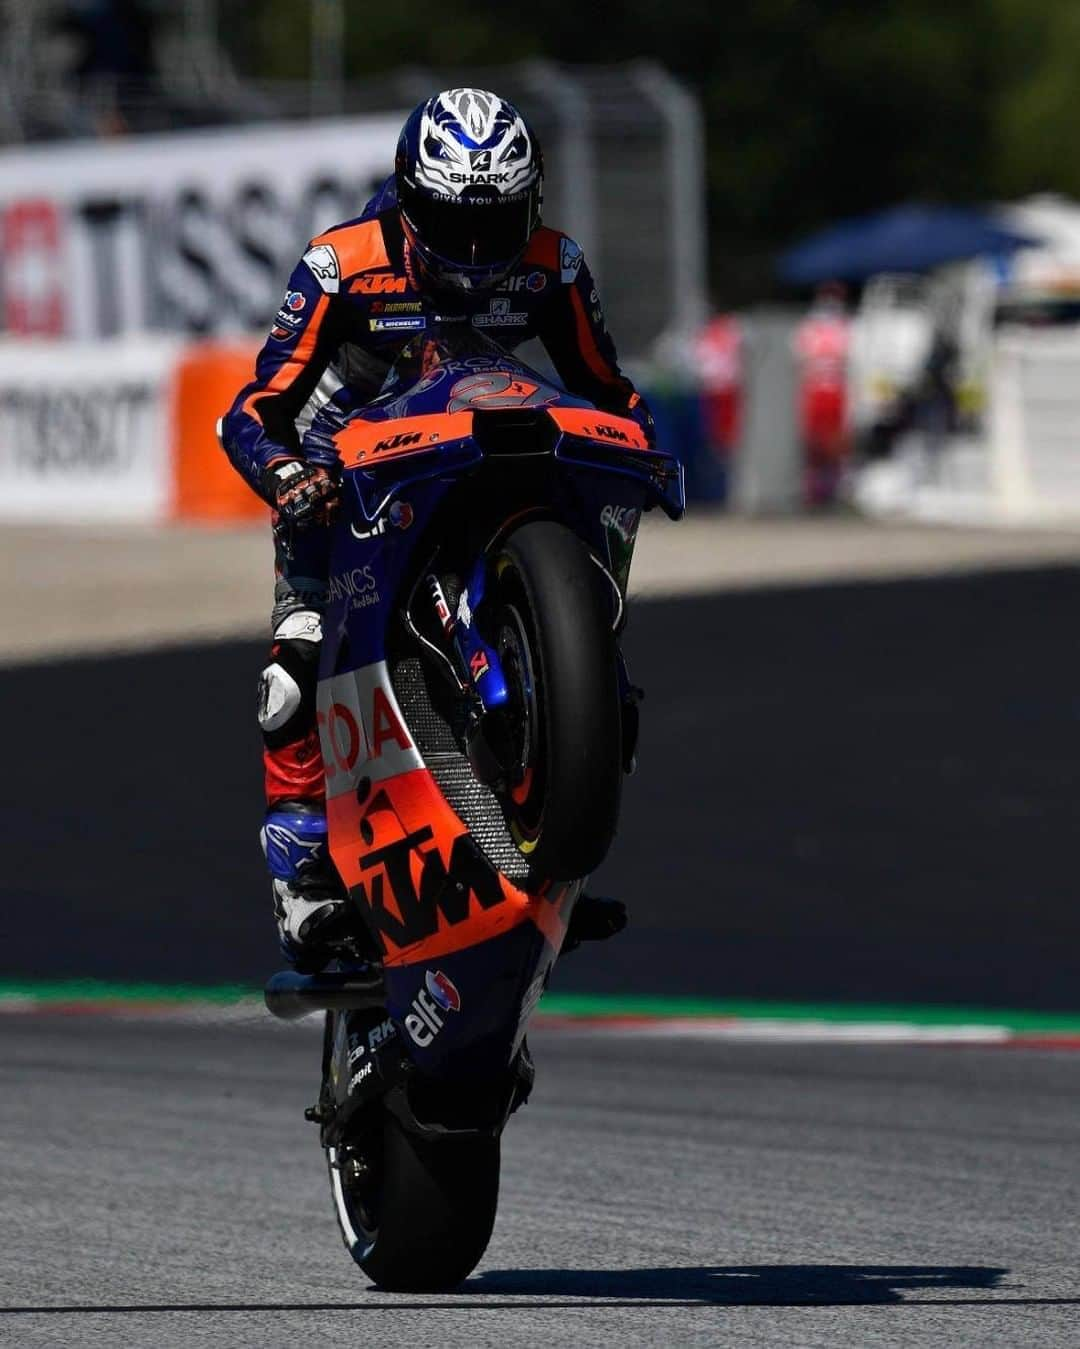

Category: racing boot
[261, 802, 354, 973]
[561, 892, 628, 955]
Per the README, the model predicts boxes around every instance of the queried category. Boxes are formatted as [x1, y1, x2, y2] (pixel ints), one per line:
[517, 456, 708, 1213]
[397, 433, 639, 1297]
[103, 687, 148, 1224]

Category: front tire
[492, 520, 622, 880]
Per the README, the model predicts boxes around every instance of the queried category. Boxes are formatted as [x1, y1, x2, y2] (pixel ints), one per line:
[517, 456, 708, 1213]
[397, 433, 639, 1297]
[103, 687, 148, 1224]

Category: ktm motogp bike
[264, 323, 683, 1290]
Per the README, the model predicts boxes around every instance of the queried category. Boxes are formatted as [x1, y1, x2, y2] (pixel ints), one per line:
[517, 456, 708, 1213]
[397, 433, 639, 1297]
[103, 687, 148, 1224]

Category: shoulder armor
[302, 244, 341, 293]
[307, 218, 393, 291]
[523, 227, 584, 284]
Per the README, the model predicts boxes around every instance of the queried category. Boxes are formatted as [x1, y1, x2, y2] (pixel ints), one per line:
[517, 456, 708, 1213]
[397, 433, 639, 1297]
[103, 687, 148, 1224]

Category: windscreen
[377, 321, 563, 418]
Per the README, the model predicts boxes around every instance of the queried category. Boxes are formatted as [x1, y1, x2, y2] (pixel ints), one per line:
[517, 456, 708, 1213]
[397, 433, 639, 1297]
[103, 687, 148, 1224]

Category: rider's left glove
[626, 392, 657, 448]
[263, 459, 339, 527]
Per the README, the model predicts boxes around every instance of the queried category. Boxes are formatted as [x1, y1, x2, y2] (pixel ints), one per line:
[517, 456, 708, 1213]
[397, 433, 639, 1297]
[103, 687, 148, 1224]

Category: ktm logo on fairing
[373, 431, 423, 452]
[351, 274, 409, 294]
[593, 423, 631, 443]
[356, 817, 506, 948]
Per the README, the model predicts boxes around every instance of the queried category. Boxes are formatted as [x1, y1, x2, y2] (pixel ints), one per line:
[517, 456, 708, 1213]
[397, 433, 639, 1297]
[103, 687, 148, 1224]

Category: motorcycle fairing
[339, 405, 683, 525]
[314, 323, 664, 1077]
[336, 411, 474, 467]
[324, 756, 571, 966]
[324, 747, 580, 1074]
[319, 660, 424, 795]
[385, 922, 561, 1078]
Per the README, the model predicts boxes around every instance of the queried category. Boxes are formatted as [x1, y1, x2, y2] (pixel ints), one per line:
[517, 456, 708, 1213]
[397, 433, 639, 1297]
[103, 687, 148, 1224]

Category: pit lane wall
[0, 337, 264, 522]
[0, 109, 407, 525]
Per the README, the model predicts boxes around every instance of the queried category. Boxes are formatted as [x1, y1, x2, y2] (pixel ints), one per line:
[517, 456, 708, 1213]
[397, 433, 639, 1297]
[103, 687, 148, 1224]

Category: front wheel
[491, 519, 622, 880]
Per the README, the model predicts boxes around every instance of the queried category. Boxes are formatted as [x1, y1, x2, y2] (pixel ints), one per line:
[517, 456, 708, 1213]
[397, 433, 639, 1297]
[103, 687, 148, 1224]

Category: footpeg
[562, 893, 628, 955]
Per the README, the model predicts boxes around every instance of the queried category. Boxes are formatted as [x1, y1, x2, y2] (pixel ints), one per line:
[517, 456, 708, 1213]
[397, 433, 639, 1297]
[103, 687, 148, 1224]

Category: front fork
[424, 553, 642, 785]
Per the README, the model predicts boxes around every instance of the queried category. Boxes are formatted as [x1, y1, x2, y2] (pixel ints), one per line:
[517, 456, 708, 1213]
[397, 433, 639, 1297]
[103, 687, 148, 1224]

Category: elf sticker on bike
[404, 971, 462, 1046]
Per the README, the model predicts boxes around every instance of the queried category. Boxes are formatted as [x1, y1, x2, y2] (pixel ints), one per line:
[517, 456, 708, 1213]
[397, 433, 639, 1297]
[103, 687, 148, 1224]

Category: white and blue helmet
[396, 88, 544, 292]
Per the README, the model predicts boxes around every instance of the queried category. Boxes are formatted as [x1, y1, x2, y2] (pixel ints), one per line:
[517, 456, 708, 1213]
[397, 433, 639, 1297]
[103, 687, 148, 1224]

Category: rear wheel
[329, 1116, 500, 1292]
[492, 520, 622, 879]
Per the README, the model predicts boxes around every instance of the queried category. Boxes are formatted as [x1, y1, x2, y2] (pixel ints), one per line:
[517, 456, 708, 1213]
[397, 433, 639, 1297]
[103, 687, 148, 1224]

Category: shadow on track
[9, 1264, 1078, 1312]
[470, 1263, 1021, 1304]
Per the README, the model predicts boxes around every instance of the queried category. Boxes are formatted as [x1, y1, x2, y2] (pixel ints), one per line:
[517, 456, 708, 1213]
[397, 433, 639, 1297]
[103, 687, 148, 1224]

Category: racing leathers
[220, 189, 648, 964]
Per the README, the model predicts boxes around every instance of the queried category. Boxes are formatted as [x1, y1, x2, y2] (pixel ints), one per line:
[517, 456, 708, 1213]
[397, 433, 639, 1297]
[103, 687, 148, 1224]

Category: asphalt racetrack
[3, 1015, 1079, 1347]
[5, 562, 1080, 1346]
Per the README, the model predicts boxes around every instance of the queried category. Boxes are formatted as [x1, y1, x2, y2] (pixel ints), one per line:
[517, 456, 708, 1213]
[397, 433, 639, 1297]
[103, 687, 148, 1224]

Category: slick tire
[355, 1119, 500, 1292]
[494, 519, 622, 880]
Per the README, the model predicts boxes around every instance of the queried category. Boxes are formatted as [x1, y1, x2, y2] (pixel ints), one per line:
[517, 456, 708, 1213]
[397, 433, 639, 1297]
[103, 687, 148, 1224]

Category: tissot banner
[0, 114, 403, 340]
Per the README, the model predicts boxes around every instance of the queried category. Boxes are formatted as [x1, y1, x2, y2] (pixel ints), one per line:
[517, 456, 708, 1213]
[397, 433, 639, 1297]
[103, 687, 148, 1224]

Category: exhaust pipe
[264, 967, 385, 1021]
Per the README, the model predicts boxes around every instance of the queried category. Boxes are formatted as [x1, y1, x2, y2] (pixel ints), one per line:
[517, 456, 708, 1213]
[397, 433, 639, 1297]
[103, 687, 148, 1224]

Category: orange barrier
[171, 342, 267, 521]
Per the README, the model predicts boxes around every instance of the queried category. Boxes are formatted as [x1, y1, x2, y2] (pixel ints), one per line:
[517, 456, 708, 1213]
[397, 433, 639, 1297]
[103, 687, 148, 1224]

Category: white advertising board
[0, 113, 403, 340]
[988, 327, 1080, 522]
[0, 336, 182, 520]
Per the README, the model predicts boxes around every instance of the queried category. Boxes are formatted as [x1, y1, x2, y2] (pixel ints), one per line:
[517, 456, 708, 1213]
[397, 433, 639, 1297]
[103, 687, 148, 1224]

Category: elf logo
[405, 971, 461, 1046]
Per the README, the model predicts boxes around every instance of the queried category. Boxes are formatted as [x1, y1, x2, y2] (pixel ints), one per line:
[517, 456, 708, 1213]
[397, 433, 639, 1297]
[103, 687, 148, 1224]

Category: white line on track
[578, 1017, 1013, 1044]
[0, 998, 1021, 1045]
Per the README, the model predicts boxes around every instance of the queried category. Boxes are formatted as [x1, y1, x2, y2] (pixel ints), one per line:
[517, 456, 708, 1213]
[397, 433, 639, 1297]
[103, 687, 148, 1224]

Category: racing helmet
[396, 88, 543, 293]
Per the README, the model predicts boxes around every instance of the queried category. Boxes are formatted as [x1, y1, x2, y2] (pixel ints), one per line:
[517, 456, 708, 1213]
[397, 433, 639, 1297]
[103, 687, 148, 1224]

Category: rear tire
[330, 1116, 500, 1292]
[493, 520, 622, 879]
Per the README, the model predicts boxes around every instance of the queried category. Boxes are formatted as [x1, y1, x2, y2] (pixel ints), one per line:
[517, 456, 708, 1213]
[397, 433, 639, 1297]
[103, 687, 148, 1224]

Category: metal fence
[0, 3, 705, 358]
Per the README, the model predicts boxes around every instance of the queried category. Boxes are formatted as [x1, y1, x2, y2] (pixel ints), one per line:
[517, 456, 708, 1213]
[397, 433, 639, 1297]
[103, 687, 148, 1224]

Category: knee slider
[257, 660, 304, 742]
[258, 608, 323, 747]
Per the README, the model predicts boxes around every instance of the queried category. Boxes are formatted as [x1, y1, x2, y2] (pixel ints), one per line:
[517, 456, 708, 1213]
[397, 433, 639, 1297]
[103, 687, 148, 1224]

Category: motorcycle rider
[220, 88, 647, 969]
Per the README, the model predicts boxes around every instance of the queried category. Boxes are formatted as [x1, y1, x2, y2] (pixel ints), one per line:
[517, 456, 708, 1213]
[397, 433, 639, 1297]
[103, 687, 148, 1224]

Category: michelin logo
[370, 316, 427, 332]
[303, 244, 340, 294]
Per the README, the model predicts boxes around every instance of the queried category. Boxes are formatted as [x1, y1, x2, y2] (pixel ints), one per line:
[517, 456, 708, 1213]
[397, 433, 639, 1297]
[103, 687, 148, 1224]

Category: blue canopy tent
[777, 204, 1040, 285]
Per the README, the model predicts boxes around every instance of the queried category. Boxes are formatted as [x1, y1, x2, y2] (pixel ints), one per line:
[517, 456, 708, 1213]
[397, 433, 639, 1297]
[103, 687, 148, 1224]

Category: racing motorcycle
[264, 323, 683, 1290]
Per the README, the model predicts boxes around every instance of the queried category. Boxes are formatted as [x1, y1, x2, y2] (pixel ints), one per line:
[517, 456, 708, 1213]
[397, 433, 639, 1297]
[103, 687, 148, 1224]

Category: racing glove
[263, 459, 339, 527]
[626, 392, 657, 448]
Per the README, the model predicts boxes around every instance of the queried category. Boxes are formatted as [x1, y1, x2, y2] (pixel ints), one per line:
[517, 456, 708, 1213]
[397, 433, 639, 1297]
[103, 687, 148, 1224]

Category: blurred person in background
[693, 309, 743, 497]
[793, 280, 851, 506]
[913, 306, 961, 472]
[220, 88, 649, 969]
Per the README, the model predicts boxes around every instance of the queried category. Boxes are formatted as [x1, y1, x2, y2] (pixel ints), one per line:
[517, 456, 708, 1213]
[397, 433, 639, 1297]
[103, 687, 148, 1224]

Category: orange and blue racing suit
[220, 185, 649, 821]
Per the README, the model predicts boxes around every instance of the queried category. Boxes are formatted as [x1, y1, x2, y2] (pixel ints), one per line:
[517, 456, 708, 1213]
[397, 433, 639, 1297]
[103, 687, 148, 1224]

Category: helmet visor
[404, 190, 534, 270]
